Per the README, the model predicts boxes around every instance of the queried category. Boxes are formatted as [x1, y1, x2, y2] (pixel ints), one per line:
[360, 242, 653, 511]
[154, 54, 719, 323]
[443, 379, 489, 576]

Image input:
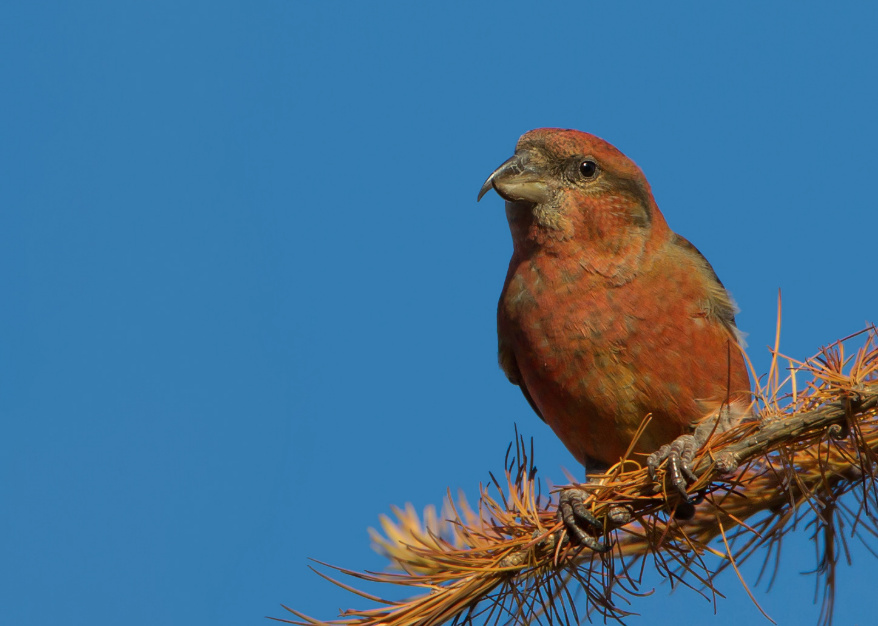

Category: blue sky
[2, 2, 877, 625]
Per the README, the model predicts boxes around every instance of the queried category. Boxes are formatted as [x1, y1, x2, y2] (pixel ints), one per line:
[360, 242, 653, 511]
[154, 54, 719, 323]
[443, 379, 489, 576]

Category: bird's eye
[579, 160, 598, 178]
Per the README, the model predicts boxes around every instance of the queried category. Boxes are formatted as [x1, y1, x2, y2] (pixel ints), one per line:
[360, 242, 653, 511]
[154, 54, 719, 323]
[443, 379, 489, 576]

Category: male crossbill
[479, 129, 751, 548]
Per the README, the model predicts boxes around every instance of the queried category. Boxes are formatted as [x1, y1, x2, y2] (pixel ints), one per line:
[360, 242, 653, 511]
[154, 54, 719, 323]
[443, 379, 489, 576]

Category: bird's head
[479, 129, 669, 273]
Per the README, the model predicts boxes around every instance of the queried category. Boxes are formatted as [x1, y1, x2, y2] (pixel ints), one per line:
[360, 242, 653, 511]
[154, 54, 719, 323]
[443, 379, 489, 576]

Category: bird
[478, 128, 751, 549]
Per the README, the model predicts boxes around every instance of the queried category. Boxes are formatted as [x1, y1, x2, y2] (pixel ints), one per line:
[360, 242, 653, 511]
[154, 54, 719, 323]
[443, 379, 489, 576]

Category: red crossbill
[479, 129, 751, 549]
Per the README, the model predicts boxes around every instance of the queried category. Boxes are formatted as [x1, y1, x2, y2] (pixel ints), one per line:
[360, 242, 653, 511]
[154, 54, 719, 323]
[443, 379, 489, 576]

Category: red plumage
[482, 128, 750, 471]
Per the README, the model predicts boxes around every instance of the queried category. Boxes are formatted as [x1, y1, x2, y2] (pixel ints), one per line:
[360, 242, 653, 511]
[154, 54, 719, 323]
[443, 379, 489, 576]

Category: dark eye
[579, 160, 598, 178]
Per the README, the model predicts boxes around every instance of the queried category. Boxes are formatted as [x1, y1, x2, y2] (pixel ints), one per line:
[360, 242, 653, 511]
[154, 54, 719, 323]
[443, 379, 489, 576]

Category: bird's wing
[499, 331, 546, 423]
[670, 233, 744, 345]
[517, 375, 546, 423]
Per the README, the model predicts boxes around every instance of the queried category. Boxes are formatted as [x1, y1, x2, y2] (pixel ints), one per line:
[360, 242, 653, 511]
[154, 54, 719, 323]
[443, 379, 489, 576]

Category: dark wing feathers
[671, 233, 743, 343]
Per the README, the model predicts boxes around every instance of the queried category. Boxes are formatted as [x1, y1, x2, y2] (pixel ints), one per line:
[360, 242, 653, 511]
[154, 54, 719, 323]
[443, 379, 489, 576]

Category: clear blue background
[3, 2, 876, 625]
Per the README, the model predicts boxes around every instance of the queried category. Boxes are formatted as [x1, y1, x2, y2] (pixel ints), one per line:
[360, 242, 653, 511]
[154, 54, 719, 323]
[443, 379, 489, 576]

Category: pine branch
[279, 326, 878, 626]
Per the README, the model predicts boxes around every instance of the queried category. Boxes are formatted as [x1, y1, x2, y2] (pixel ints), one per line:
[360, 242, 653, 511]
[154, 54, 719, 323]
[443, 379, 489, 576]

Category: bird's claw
[607, 504, 633, 526]
[557, 488, 612, 553]
[647, 434, 699, 501]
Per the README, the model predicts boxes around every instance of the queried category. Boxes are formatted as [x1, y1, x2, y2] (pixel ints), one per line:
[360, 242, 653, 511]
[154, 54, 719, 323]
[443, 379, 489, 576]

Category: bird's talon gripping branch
[607, 504, 633, 526]
[647, 433, 699, 499]
[557, 488, 612, 553]
[647, 445, 669, 483]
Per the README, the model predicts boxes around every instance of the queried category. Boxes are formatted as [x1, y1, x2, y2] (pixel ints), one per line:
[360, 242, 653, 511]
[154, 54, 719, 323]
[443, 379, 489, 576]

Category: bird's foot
[647, 434, 699, 500]
[557, 487, 612, 553]
[607, 504, 633, 526]
[647, 402, 750, 504]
